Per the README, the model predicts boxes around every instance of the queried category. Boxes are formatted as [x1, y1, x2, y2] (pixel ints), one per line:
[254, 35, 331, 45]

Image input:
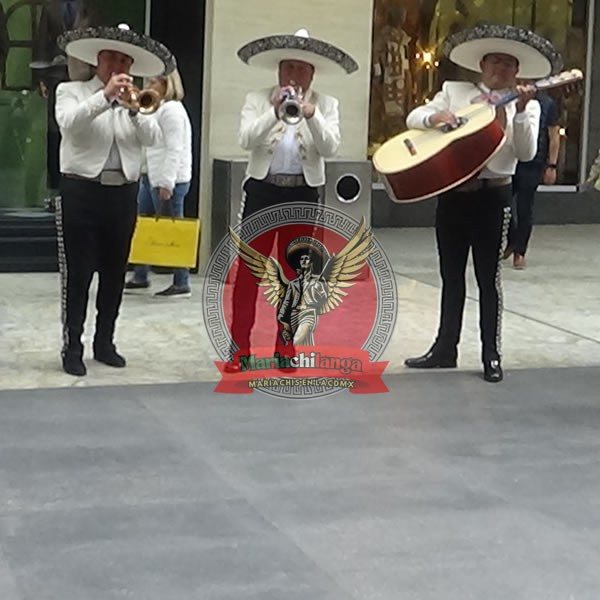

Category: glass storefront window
[0, 0, 146, 212]
[368, 0, 589, 184]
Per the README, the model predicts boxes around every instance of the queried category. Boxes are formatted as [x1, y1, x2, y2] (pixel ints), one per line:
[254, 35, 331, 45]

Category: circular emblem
[203, 203, 397, 399]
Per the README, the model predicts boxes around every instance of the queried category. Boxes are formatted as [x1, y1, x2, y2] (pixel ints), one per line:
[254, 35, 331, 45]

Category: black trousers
[509, 165, 543, 256]
[230, 178, 320, 356]
[56, 177, 138, 357]
[433, 185, 511, 363]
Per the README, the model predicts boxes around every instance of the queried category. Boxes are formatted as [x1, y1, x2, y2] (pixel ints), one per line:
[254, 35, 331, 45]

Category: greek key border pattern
[202, 203, 397, 399]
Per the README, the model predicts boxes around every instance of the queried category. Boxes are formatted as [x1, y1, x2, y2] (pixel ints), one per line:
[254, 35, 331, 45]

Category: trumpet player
[54, 24, 175, 376]
[226, 29, 357, 364]
[236, 28, 358, 218]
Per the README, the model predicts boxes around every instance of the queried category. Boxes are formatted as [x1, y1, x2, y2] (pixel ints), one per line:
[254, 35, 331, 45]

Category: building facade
[0, 0, 597, 271]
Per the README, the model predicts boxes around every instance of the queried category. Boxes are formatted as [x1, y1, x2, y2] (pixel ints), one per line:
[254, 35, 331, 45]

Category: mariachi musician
[228, 28, 357, 363]
[403, 25, 562, 382]
[54, 25, 174, 376]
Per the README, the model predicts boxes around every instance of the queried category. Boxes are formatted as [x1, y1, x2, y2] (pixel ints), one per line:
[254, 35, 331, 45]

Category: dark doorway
[149, 0, 205, 219]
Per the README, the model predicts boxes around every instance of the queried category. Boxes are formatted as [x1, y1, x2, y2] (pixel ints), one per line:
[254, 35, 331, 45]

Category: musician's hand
[302, 102, 316, 119]
[104, 73, 133, 102]
[271, 86, 294, 110]
[429, 111, 459, 128]
[271, 87, 283, 110]
[159, 187, 172, 202]
[542, 167, 557, 185]
[515, 84, 536, 112]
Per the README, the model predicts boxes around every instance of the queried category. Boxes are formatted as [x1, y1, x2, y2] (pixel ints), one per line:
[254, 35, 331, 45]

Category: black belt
[455, 177, 512, 192]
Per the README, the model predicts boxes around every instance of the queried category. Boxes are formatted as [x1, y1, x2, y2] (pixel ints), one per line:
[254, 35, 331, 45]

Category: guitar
[373, 69, 584, 203]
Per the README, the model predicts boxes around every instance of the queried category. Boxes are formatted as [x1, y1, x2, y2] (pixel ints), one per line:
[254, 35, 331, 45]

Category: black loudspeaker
[323, 160, 372, 227]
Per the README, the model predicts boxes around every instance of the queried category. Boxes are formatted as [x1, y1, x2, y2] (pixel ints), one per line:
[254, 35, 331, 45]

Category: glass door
[0, 0, 146, 214]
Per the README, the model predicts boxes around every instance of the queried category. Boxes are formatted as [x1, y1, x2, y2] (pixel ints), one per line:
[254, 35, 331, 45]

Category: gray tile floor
[1, 225, 600, 391]
[1, 224, 600, 598]
[1, 369, 600, 599]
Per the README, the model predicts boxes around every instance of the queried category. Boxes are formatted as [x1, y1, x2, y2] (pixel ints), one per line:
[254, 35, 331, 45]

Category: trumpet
[278, 86, 304, 125]
[118, 86, 161, 115]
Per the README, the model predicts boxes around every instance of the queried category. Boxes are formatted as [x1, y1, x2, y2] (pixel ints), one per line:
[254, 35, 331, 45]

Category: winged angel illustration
[229, 219, 374, 346]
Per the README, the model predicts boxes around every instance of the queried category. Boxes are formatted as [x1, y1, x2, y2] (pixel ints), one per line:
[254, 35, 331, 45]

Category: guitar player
[402, 24, 562, 383]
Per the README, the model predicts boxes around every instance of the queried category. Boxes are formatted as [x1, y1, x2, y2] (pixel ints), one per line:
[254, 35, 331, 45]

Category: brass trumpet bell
[119, 86, 161, 115]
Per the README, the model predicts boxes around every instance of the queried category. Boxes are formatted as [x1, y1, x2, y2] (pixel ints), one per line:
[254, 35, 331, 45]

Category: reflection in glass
[0, 0, 145, 212]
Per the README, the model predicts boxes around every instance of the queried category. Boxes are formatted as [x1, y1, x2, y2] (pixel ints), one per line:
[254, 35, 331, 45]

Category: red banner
[214, 346, 389, 394]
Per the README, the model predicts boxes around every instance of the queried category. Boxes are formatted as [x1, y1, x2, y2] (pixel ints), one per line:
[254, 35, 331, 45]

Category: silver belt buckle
[100, 170, 127, 186]
[267, 173, 304, 187]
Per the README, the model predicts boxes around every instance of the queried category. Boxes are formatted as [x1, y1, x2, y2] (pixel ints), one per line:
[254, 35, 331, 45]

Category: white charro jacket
[406, 81, 540, 177]
[238, 87, 340, 187]
[55, 76, 161, 182]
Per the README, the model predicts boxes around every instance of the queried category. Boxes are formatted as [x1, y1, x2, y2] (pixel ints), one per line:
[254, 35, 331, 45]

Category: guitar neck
[494, 90, 522, 107]
[492, 70, 583, 107]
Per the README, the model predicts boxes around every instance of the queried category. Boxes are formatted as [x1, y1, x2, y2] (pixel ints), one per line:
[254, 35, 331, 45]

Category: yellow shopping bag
[128, 215, 201, 268]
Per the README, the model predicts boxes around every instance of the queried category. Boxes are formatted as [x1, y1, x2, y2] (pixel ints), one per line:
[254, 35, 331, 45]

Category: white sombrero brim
[58, 27, 176, 77]
[244, 49, 349, 74]
[63, 39, 165, 77]
[449, 39, 551, 79]
[442, 25, 563, 79]
[238, 34, 358, 75]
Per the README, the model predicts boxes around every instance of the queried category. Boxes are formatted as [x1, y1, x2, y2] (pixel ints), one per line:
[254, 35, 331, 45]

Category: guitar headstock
[536, 69, 584, 91]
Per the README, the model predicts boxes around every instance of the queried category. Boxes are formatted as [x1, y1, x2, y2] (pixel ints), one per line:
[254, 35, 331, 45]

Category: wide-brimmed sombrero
[238, 29, 358, 75]
[286, 236, 330, 273]
[29, 55, 68, 71]
[57, 24, 176, 77]
[442, 24, 563, 79]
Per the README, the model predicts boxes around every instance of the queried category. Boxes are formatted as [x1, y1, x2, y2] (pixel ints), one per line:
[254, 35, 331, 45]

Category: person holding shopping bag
[125, 68, 194, 298]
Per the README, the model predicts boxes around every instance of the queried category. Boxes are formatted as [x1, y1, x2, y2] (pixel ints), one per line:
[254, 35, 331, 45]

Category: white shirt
[104, 142, 123, 171]
[55, 76, 161, 182]
[238, 87, 340, 187]
[144, 100, 193, 190]
[406, 81, 540, 178]
[269, 125, 303, 175]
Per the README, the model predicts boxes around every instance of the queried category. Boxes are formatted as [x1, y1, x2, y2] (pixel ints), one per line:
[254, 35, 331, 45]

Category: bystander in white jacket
[144, 100, 192, 190]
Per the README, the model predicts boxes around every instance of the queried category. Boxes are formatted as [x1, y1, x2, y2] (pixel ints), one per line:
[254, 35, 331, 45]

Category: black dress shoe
[62, 354, 87, 376]
[93, 345, 126, 368]
[483, 360, 503, 383]
[404, 350, 457, 369]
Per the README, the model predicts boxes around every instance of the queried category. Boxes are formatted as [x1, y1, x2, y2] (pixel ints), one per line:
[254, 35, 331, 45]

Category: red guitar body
[372, 69, 583, 203]
[381, 120, 505, 203]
